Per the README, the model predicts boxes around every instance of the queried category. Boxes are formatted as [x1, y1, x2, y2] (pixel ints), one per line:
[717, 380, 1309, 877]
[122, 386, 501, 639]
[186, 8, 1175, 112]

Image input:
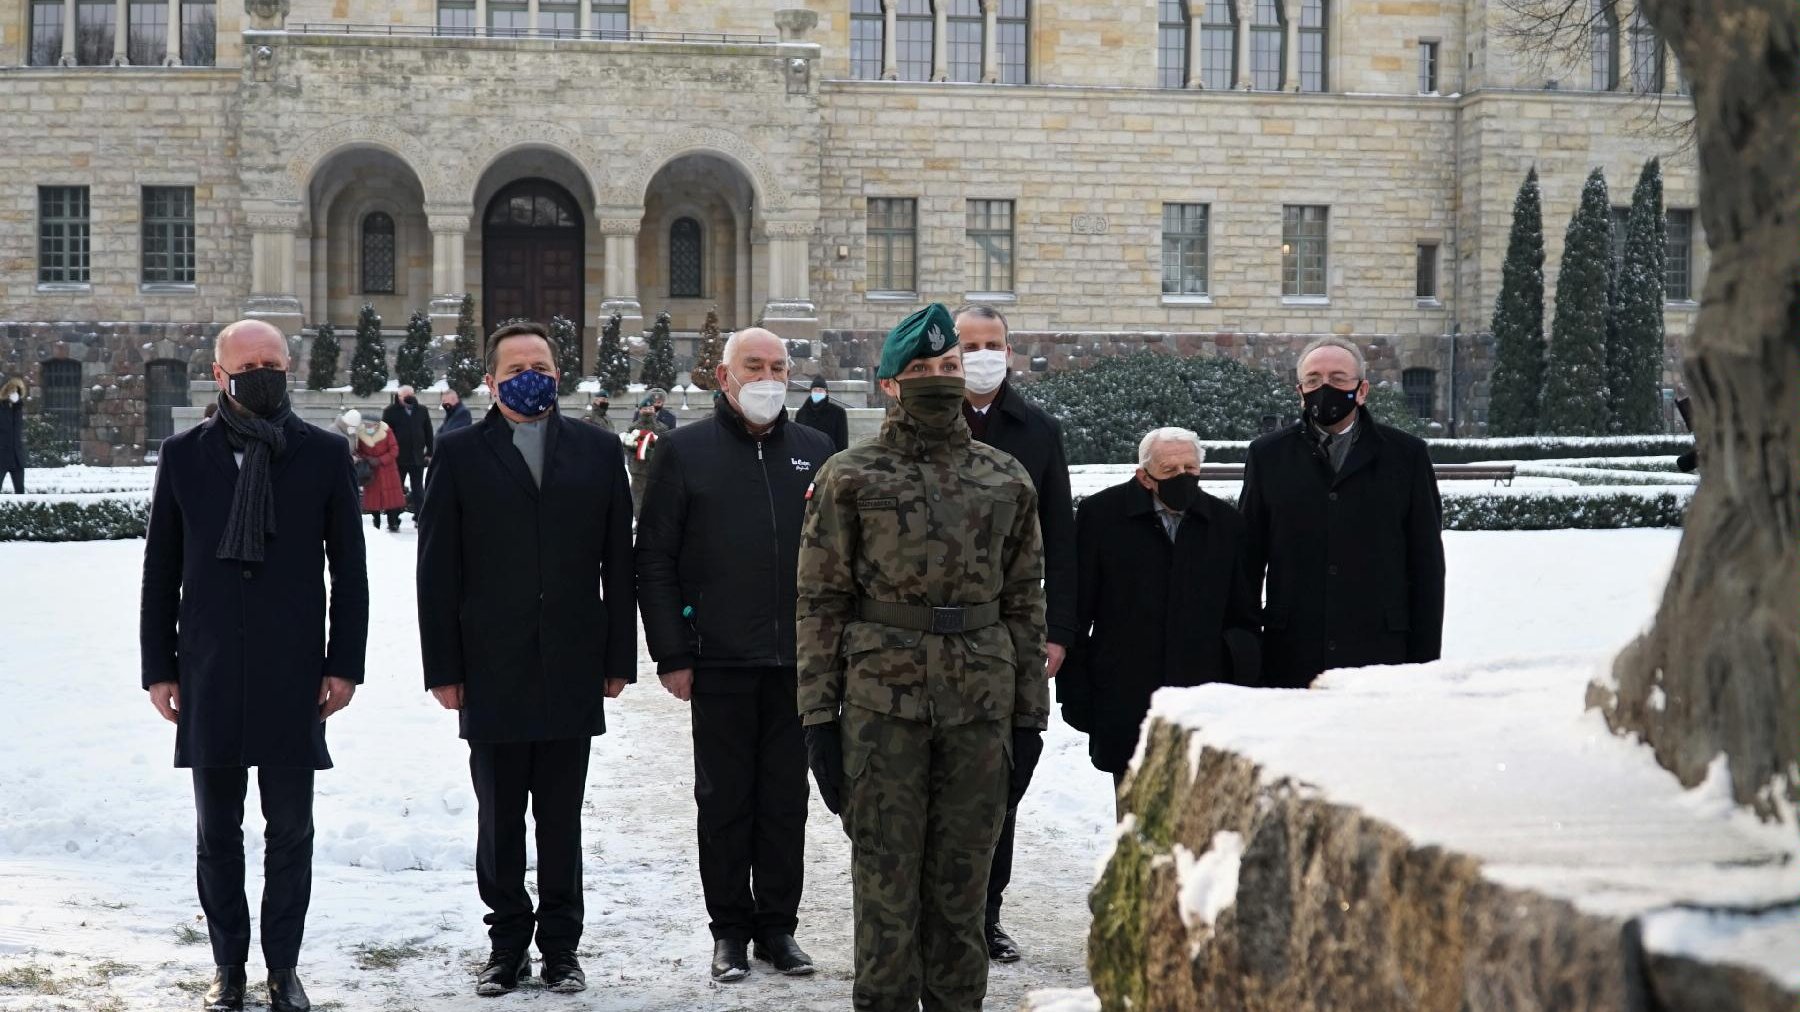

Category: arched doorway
[482, 179, 585, 341]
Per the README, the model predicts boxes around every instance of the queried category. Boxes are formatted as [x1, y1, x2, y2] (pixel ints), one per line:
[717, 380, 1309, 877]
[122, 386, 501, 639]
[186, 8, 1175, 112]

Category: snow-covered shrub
[0, 497, 149, 540]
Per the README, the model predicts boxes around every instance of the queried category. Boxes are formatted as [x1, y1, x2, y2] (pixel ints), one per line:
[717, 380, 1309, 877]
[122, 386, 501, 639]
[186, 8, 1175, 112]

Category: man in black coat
[416, 321, 636, 998]
[636, 328, 833, 982]
[380, 384, 433, 513]
[437, 388, 472, 435]
[793, 374, 849, 452]
[0, 376, 25, 493]
[140, 320, 369, 1012]
[1056, 428, 1260, 817]
[951, 304, 1077, 963]
[1238, 337, 1445, 689]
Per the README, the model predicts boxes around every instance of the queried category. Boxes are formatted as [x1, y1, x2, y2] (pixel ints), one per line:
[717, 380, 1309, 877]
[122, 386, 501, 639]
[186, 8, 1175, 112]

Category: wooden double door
[482, 179, 585, 344]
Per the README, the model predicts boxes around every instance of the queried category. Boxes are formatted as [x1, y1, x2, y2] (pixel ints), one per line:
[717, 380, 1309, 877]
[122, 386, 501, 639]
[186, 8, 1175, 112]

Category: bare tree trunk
[1589, 0, 1800, 821]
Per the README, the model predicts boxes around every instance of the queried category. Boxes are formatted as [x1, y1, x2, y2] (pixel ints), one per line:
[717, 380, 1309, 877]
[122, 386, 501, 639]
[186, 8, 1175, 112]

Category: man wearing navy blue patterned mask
[416, 321, 637, 998]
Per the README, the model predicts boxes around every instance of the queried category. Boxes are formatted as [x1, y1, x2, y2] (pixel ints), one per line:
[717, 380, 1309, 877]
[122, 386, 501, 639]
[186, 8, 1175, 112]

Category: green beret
[876, 303, 959, 380]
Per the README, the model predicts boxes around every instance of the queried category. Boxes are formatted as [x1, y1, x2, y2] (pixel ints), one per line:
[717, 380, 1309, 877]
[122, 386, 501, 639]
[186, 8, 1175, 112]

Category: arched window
[40, 359, 82, 449]
[669, 217, 703, 298]
[895, 0, 933, 81]
[1157, 0, 1189, 89]
[145, 359, 189, 446]
[1200, 0, 1237, 90]
[850, 0, 885, 79]
[1249, 0, 1283, 91]
[1628, 8, 1663, 93]
[1403, 367, 1436, 419]
[1298, 0, 1326, 92]
[1590, 0, 1619, 90]
[361, 212, 396, 295]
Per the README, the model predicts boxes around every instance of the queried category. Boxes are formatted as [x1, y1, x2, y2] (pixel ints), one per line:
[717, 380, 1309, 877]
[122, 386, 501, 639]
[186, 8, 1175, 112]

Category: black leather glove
[1007, 728, 1044, 810]
[805, 723, 845, 816]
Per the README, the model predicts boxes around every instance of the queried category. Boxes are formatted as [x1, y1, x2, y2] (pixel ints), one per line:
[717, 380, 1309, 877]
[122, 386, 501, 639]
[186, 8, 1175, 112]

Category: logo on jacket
[791, 457, 812, 471]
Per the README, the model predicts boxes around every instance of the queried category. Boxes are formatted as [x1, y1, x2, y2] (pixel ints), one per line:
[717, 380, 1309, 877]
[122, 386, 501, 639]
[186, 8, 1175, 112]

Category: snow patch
[1639, 905, 1800, 990]
[1023, 987, 1102, 1012]
[1174, 831, 1244, 941]
[1648, 686, 1667, 712]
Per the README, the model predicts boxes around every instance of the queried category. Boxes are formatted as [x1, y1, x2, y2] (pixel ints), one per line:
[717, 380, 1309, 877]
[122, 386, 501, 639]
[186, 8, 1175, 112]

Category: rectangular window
[866, 198, 917, 294]
[946, 0, 982, 83]
[30, 1, 65, 67]
[1157, 0, 1188, 89]
[1415, 242, 1438, 299]
[438, 1, 476, 34]
[966, 199, 1014, 294]
[592, 1, 629, 37]
[538, 0, 577, 36]
[38, 186, 91, 286]
[489, 2, 529, 36]
[1281, 205, 1327, 297]
[850, 0, 884, 79]
[1161, 203, 1210, 296]
[76, 0, 115, 66]
[1403, 367, 1436, 418]
[1665, 209, 1693, 301]
[895, 0, 933, 82]
[142, 186, 196, 286]
[1419, 40, 1439, 93]
[1297, 0, 1325, 92]
[1201, 0, 1235, 90]
[180, 0, 215, 65]
[128, 1, 168, 65]
[996, 0, 1028, 84]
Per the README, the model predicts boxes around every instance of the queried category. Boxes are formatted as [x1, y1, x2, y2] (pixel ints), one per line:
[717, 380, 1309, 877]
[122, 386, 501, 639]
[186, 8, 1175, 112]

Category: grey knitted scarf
[213, 390, 291, 563]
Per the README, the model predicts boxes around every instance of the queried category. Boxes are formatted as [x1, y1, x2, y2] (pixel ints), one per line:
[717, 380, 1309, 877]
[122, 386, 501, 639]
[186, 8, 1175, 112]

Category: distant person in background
[585, 389, 615, 433]
[381, 385, 434, 512]
[627, 399, 670, 516]
[793, 375, 848, 453]
[1674, 396, 1699, 474]
[140, 318, 368, 1012]
[354, 415, 407, 532]
[1, 376, 26, 493]
[438, 390, 472, 436]
[650, 388, 679, 430]
[1237, 336, 1444, 689]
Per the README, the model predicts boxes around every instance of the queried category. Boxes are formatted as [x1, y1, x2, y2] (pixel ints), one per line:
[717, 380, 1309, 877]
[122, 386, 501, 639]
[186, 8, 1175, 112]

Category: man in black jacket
[1058, 427, 1259, 819]
[793, 374, 849, 452]
[380, 385, 433, 513]
[1238, 336, 1445, 689]
[951, 304, 1076, 963]
[141, 320, 369, 1012]
[437, 389, 472, 435]
[416, 322, 636, 998]
[636, 327, 833, 983]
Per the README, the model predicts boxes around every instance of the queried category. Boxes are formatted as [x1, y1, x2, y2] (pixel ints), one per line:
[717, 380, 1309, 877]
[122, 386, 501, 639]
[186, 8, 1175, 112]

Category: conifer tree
[640, 310, 677, 391]
[1607, 158, 1668, 433]
[306, 321, 340, 391]
[445, 294, 484, 397]
[395, 310, 435, 390]
[348, 304, 388, 397]
[690, 308, 724, 391]
[1542, 168, 1614, 435]
[1487, 168, 1548, 436]
[549, 315, 582, 396]
[597, 312, 632, 396]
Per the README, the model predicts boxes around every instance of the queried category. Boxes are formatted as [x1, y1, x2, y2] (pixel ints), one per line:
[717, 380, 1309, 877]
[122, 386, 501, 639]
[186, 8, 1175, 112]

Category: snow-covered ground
[0, 528, 1681, 1010]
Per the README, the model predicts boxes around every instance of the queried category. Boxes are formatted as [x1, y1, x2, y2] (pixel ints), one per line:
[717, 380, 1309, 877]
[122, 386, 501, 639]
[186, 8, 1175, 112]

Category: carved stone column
[981, 0, 998, 83]
[761, 218, 818, 341]
[59, 0, 76, 66]
[244, 208, 305, 337]
[1187, 6, 1205, 88]
[112, 0, 129, 64]
[882, 0, 898, 79]
[1233, 0, 1251, 89]
[598, 213, 644, 337]
[931, 0, 947, 80]
[427, 208, 471, 338]
[165, 0, 182, 65]
[1281, 0, 1300, 91]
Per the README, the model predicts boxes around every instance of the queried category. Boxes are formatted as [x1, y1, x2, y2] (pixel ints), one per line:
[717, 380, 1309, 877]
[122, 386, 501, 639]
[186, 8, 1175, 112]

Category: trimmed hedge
[1422, 434, 1693, 463]
[1439, 490, 1687, 530]
[0, 497, 150, 541]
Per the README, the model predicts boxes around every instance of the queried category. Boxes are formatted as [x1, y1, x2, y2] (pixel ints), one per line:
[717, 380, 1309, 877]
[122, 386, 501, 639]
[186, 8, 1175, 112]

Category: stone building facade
[0, 0, 1704, 463]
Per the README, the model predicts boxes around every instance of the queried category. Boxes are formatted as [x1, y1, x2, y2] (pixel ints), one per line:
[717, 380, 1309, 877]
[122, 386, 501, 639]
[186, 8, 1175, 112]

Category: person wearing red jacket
[354, 417, 407, 531]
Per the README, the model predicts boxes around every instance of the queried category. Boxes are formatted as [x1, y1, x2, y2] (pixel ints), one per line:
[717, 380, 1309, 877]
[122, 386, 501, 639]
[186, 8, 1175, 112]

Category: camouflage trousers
[840, 704, 1011, 1012]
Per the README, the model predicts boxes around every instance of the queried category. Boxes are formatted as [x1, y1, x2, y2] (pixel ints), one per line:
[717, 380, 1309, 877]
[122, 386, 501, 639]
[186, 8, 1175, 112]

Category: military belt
[858, 599, 1001, 636]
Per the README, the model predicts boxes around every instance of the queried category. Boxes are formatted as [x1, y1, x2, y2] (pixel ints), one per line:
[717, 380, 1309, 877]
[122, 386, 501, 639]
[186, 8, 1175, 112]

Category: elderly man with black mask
[140, 319, 369, 1012]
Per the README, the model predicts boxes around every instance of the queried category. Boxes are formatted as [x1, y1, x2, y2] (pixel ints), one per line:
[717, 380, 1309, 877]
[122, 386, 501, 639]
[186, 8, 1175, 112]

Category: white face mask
[810, 391, 826, 404]
[961, 349, 1010, 395]
[732, 374, 788, 426]
[6, 392, 17, 404]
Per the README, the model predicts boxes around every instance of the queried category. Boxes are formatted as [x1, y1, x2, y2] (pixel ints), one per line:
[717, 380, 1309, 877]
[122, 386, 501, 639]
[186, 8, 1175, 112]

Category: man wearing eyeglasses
[1237, 336, 1445, 689]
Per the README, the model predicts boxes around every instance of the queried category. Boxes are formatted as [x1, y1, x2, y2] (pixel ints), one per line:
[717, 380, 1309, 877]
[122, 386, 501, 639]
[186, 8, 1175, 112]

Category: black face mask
[1303, 383, 1360, 428]
[1154, 472, 1201, 512]
[227, 367, 288, 418]
[593, 402, 609, 413]
[403, 396, 418, 407]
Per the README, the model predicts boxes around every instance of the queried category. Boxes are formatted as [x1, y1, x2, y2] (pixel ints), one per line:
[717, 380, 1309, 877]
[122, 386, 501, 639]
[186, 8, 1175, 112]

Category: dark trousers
[985, 805, 1019, 928]
[3, 464, 21, 493]
[192, 767, 315, 969]
[400, 463, 425, 510]
[691, 666, 808, 942]
[468, 738, 591, 954]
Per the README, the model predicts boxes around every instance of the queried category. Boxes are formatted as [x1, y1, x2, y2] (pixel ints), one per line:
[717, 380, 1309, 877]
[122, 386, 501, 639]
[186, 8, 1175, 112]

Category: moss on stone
[1089, 828, 1151, 1012]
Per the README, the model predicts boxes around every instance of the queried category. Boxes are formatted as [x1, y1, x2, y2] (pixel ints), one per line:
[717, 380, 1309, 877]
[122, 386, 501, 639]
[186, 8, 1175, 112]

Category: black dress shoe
[266, 968, 311, 1012]
[753, 934, 816, 976]
[540, 950, 587, 994]
[202, 965, 246, 1011]
[476, 949, 532, 996]
[986, 923, 1021, 963]
[710, 938, 749, 982]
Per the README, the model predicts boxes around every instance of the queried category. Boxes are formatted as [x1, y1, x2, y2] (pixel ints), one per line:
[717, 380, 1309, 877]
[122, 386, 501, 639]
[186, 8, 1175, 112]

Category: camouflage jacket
[796, 406, 1048, 730]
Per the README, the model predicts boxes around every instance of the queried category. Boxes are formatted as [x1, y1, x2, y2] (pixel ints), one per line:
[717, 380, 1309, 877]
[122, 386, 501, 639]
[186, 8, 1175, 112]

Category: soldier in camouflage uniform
[796, 303, 1048, 1012]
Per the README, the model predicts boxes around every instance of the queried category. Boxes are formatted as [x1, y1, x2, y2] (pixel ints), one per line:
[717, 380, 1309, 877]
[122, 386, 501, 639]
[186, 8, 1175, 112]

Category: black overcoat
[416, 406, 636, 742]
[968, 382, 1078, 647]
[0, 400, 22, 472]
[1056, 479, 1260, 774]
[1237, 408, 1446, 689]
[139, 413, 370, 769]
[382, 399, 434, 466]
[793, 397, 849, 453]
